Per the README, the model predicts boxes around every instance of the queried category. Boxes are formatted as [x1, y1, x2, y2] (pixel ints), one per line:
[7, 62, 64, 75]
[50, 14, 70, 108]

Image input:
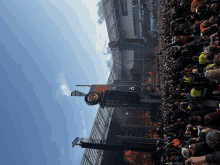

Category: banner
[89, 84, 113, 93]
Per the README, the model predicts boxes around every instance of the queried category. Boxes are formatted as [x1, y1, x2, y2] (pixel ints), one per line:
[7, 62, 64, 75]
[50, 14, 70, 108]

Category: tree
[97, 0, 105, 25]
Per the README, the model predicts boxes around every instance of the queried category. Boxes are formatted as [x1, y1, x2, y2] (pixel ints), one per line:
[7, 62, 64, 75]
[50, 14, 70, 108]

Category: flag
[71, 90, 86, 96]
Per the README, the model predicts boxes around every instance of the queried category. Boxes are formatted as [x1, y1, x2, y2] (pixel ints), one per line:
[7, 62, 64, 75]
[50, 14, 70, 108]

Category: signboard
[89, 84, 113, 93]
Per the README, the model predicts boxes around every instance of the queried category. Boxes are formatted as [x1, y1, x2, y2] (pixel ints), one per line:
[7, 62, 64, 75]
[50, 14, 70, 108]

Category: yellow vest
[206, 64, 215, 71]
[183, 76, 191, 83]
[191, 88, 201, 97]
[199, 52, 210, 64]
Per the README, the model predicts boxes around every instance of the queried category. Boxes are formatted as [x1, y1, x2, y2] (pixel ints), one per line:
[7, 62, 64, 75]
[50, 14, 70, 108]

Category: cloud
[73, 0, 110, 83]
[96, 0, 105, 25]
[100, 40, 113, 72]
[82, 128, 87, 138]
[59, 74, 71, 96]
[106, 60, 112, 71]
[102, 70, 110, 83]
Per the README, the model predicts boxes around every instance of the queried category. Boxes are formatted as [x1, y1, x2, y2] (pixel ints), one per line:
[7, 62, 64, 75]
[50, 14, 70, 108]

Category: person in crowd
[156, 0, 220, 164]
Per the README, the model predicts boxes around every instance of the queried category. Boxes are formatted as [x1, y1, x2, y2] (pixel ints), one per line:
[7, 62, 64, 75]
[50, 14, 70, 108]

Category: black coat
[193, 142, 215, 156]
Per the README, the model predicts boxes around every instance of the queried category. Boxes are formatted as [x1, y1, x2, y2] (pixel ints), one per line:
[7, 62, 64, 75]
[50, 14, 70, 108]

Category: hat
[181, 71, 185, 76]
[193, 23, 200, 30]
[202, 20, 210, 28]
[214, 16, 220, 25]
[196, 4, 206, 13]
[193, 30, 200, 35]
[181, 147, 190, 158]
[170, 21, 175, 26]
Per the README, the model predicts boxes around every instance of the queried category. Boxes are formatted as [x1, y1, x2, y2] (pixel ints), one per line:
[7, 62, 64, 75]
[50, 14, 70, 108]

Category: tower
[71, 80, 161, 108]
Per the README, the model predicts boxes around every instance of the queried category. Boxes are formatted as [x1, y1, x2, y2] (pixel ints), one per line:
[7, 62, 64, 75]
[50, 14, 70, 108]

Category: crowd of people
[156, 0, 220, 164]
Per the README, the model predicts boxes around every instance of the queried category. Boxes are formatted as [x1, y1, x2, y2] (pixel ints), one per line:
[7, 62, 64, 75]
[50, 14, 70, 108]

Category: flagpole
[75, 85, 92, 87]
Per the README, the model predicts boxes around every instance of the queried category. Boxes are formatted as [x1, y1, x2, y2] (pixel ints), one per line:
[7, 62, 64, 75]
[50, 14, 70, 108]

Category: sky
[0, 0, 110, 164]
